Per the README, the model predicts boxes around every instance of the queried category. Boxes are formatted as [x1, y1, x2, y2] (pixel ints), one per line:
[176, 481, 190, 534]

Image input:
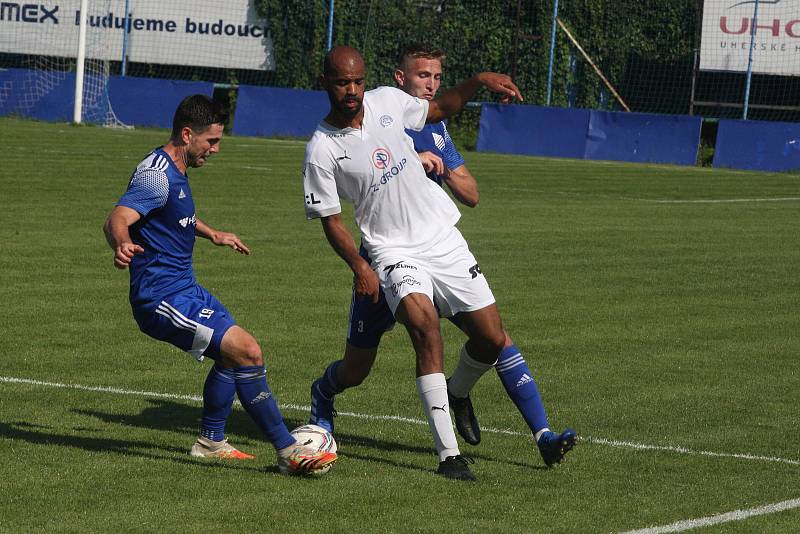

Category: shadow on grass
[0, 420, 264, 473]
[70, 399, 442, 473]
[4, 398, 545, 474]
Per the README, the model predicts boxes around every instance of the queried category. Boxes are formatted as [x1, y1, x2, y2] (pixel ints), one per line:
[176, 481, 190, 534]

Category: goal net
[0, 0, 127, 126]
[0, 0, 274, 126]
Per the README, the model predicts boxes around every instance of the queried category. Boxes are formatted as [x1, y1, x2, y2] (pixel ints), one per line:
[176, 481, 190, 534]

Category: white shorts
[374, 227, 495, 317]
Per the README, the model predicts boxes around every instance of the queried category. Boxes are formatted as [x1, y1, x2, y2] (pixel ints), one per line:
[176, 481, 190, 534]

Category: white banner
[0, 0, 274, 70]
[700, 0, 800, 76]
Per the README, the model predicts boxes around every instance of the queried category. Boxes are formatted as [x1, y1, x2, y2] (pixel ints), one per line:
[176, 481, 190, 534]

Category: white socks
[416, 372, 460, 462]
[447, 344, 495, 399]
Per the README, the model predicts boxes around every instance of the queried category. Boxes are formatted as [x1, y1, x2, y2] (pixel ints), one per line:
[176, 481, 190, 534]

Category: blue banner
[232, 85, 329, 138]
[584, 110, 701, 166]
[0, 68, 74, 121]
[714, 119, 800, 172]
[107, 76, 214, 128]
[477, 104, 702, 166]
[477, 104, 588, 159]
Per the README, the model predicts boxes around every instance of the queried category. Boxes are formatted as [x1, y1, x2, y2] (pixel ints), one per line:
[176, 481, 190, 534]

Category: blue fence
[3, 70, 799, 173]
[0, 68, 76, 122]
[714, 119, 800, 172]
[477, 104, 702, 167]
[107, 76, 214, 128]
[0, 69, 212, 128]
[232, 85, 328, 138]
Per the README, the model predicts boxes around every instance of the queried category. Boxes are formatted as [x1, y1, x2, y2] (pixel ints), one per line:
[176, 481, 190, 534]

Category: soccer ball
[290, 424, 337, 474]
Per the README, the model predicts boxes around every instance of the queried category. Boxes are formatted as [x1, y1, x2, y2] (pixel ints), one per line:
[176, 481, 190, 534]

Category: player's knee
[240, 340, 263, 365]
[223, 340, 263, 367]
[469, 329, 505, 359]
[488, 330, 506, 353]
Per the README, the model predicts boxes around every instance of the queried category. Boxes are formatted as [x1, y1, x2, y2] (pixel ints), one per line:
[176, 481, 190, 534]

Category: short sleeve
[303, 162, 341, 219]
[398, 90, 429, 132]
[117, 168, 169, 216]
[441, 123, 465, 170]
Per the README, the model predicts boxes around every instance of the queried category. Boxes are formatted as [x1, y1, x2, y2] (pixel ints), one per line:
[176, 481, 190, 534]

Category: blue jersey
[405, 121, 465, 186]
[117, 148, 197, 309]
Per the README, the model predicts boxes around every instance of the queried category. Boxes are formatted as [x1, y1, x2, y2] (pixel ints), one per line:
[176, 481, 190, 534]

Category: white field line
[229, 165, 273, 171]
[493, 187, 800, 204]
[619, 498, 800, 534]
[634, 197, 800, 204]
[2, 375, 799, 467]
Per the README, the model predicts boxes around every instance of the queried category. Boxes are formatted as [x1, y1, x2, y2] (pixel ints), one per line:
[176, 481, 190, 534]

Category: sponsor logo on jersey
[432, 132, 446, 151]
[178, 213, 197, 228]
[379, 114, 394, 127]
[391, 274, 421, 297]
[368, 157, 408, 194]
[372, 147, 392, 169]
[178, 188, 187, 199]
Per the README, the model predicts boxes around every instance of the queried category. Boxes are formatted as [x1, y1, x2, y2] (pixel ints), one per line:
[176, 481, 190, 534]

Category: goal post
[0, 0, 275, 127]
[73, 0, 89, 124]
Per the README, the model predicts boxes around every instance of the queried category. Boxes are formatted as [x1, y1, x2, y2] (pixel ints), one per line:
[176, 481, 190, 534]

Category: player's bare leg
[310, 343, 378, 432]
[396, 293, 475, 481]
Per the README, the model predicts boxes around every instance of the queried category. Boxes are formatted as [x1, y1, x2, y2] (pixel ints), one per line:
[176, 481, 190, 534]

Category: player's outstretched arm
[321, 214, 380, 303]
[444, 165, 479, 208]
[195, 218, 251, 255]
[103, 205, 144, 269]
[427, 72, 522, 124]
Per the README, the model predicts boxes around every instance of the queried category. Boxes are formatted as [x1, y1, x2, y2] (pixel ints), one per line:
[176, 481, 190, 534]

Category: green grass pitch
[1, 116, 798, 532]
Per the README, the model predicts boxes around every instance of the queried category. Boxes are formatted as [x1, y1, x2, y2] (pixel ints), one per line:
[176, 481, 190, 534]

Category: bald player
[307, 42, 577, 474]
[302, 45, 530, 481]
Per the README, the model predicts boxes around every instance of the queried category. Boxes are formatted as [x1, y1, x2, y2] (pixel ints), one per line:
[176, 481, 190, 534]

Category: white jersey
[303, 86, 461, 260]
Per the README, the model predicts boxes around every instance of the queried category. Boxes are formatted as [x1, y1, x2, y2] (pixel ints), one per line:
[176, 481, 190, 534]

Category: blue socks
[232, 365, 295, 450]
[316, 360, 345, 399]
[495, 345, 550, 435]
[200, 364, 236, 442]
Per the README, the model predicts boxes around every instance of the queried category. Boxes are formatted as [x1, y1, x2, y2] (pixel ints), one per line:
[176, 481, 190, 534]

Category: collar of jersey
[320, 120, 362, 134]
[155, 146, 187, 177]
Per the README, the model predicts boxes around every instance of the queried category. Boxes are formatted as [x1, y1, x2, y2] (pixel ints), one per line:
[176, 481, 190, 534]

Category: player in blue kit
[308, 44, 576, 468]
[104, 94, 336, 475]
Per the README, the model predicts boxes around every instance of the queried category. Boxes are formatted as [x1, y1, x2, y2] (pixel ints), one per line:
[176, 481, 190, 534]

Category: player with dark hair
[306, 44, 576, 474]
[104, 94, 336, 475]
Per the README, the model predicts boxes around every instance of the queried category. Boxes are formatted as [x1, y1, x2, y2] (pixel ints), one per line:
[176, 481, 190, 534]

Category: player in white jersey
[303, 45, 521, 480]
[308, 43, 576, 470]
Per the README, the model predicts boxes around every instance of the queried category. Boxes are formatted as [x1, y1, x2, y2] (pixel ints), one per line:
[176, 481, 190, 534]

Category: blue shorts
[132, 284, 236, 361]
[346, 246, 463, 348]
[347, 288, 395, 348]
